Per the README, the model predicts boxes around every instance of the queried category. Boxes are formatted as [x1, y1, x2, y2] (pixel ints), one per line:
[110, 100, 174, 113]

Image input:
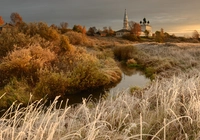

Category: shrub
[0, 78, 31, 108]
[59, 35, 75, 52]
[113, 45, 138, 61]
[65, 31, 88, 45]
[34, 71, 68, 99]
[23, 22, 60, 42]
[0, 29, 30, 58]
[34, 48, 121, 98]
[122, 34, 140, 41]
[126, 58, 137, 66]
[0, 44, 56, 86]
[64, 51, 110, 92]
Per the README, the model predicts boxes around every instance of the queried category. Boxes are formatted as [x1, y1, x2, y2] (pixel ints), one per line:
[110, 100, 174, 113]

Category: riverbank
[1, 69, 200, 139]
[0, 25, 125, 109]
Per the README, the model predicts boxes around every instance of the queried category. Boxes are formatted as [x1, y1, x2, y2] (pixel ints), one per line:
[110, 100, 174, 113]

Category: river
[52, 64, 150, 107]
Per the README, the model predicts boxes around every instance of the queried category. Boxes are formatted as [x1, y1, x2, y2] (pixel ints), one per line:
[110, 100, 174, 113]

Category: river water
[110, 64, 150, 92]
[53, 64, 150, 107]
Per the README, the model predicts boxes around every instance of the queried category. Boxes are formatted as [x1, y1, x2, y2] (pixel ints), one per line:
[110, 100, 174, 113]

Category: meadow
[1, 39, 200, 139]
[1, 21, 200, 139]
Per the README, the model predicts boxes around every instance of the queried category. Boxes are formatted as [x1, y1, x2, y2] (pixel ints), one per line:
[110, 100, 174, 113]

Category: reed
[1, 69, 200, 139]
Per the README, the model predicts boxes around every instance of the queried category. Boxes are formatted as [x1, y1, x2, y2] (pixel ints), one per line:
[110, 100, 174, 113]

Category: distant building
[139, 18, 152, 36]
[116, 9, 131, 37]
[116, 29, 130, 37]
[116, 9, 153, 37]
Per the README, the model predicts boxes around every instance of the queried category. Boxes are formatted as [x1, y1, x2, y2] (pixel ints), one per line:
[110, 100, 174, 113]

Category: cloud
[0, 0, 200, 35]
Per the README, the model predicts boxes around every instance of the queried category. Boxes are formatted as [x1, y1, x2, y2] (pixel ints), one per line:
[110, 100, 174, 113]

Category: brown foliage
[65, 31, 88, 45]
[131, 23, 141, 36]
[113, 45, 138, 61]
[0, 28, 31, 57]
[0, 16, 4, 25]
[10, 12, 23, 25]
[73, 25, 86, 34]
[192, 30, 199, 39]
[0, 45, 56, 86]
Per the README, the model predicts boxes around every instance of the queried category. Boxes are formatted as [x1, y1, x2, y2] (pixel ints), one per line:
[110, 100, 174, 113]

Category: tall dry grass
[1, 69, 200, 139]
[136, 43, 200, 75]
[114, 42, 200, 79]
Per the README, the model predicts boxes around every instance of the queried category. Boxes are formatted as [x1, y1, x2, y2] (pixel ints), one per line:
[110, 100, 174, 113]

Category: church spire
[123, 9, 129, 29]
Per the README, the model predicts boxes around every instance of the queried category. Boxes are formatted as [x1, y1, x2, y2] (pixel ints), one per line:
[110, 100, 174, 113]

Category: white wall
[140, 25, 152, 36]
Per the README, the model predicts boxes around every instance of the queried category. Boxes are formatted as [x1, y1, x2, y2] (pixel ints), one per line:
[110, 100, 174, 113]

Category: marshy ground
[2, 38, 200, 139]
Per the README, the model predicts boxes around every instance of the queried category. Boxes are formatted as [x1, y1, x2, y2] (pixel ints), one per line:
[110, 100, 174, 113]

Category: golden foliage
[0, 16, 4, 25]
[0, 44, 56, 86]
[65, 31, 88, 45]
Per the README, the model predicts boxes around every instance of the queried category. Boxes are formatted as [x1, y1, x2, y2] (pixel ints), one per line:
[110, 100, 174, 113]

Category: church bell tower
[123, 9, 129, 29]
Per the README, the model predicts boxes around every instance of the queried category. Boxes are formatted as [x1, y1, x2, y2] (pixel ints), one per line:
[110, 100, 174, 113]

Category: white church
[116, 9, 152, 37]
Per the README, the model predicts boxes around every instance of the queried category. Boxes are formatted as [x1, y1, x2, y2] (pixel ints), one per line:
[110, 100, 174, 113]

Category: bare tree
[192, 30, 199, 39]
[108, 26, 115, 36]
[60, 22, 68, 29]
[50, 24, 58, 29]
[0, 16, 4, 25]
[103, 27, 108, 33]
[10, 12, 23, 25]
[129, 21, 137, 29]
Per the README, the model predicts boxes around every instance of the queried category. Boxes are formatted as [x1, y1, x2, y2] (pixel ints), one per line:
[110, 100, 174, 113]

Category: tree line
[1, 12, 200, 42]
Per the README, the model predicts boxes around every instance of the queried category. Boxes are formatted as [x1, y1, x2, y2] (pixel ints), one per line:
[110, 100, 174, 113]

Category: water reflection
[110, 63, 150, 92]
[48, 63, 150, 107]
[46, 87, 107, 108]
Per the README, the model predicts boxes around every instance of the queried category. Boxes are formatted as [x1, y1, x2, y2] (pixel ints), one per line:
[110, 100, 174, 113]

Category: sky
[0, 0, 200, 36]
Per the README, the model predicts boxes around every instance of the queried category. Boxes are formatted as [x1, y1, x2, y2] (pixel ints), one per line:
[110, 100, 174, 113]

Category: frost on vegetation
[1, 70, 200, 139]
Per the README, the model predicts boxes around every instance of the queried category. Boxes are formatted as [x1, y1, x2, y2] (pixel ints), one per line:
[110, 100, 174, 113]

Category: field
[1, 41, 200, 139]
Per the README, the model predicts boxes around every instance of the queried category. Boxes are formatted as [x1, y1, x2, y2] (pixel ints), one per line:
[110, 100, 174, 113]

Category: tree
[10, 12, 23, 25]
[103, 27, 108, 34]
[192, 30, 199, 39]
[108, 26, 115, 36]
[51, 24, 59, 29]
[73, 24, 86, 34]
[0, 16, 4, 25]
[155, 28, 165, 43]
[87, 27, 96, 36]
[131, 23, 141, 36]
[82, 26, 86, 34]
[60, 22, 68, 29]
